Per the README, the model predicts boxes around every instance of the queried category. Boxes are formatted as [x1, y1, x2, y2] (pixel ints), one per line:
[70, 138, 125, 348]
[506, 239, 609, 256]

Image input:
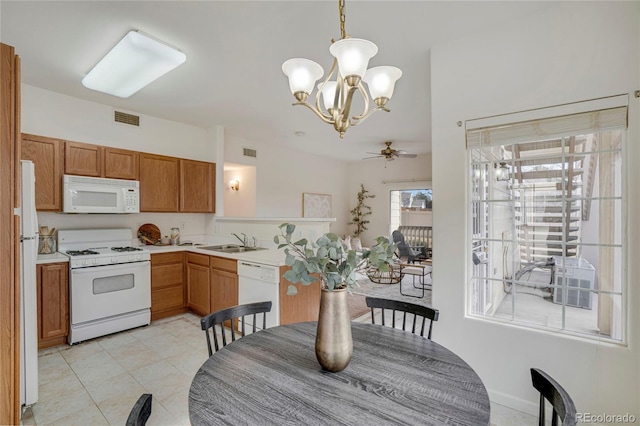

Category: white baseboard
[488, 388, 539, 417]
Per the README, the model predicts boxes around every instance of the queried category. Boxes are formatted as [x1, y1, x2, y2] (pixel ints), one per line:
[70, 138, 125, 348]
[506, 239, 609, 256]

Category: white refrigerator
[20, 160, 38, 407]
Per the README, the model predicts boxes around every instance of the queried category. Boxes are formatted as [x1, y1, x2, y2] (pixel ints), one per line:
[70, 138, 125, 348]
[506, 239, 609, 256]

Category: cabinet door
[104, 147, 139, 180]
[37, 263, 69, 342]
[279, 266, 320, 325]
[65, 141, 102, 177]
[139, 153, 180, 212]
[151, 252, 185, 319]
[211, 268, 238, 313]
[180, 159, 215, 213]
[21, 133, 63, 211]
[187, 263, 210, 316]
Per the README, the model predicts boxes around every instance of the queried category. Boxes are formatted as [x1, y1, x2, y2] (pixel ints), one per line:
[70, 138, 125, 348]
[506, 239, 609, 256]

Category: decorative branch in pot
[275, 223, 395, 372]
[348, 184, 375, 238]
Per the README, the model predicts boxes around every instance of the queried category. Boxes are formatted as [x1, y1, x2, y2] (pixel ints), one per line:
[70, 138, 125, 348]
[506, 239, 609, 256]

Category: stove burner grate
[111, 246, 143, 252]
[66, 250, 99, 256]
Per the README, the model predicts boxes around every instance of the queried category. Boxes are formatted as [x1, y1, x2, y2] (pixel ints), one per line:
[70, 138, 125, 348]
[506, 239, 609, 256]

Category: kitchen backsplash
[37, 212, 208, 244]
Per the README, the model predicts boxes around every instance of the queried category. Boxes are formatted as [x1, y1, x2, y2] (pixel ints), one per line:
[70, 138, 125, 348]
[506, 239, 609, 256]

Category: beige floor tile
[107, 339, 163, 371]
[20, 406, 35, 425]
[140, 333, 187, 359]
[31, 385, 94, 424]
[141, 370, 192, 402]
[131, 360, 182, 387]
[39, 369, 83, 398]
[48, 404, 109, 426]
[58, 340, 103, 365]
[38, 353, 74, 387]
[166, 350, 208, 378]
[159, 388, 190, 425]
[68, 350, 126, 387]
[96, 330, 137, 352]
[38, 351, 66, 371]
[146, 400, 180, 426]
[95, 390, 144, 425]
[36, 345, 61, 356]
[128, 323, 167, 342]
[84, 372, 146, 404]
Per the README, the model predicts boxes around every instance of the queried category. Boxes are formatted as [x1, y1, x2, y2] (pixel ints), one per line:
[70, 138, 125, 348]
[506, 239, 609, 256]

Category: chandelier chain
[339, 0, 346, 39]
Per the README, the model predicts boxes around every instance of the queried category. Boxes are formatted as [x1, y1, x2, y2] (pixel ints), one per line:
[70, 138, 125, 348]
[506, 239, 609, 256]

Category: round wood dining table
[189, 322, 490, 425]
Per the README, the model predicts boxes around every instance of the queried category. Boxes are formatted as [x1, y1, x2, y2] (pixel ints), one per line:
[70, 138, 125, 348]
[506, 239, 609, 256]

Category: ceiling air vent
[114, 111, 140, 126]
[243, 148, 257, 158]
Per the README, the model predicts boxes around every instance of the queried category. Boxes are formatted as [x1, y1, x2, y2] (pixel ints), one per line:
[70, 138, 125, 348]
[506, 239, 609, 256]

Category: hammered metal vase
[315, 288, 353, 372]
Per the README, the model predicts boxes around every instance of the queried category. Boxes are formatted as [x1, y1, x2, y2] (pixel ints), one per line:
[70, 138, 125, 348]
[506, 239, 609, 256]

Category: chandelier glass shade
[282, 1, 402, 138]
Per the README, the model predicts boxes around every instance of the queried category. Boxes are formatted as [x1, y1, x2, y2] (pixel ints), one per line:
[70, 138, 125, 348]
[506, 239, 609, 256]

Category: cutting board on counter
[137, 223, 161, 245]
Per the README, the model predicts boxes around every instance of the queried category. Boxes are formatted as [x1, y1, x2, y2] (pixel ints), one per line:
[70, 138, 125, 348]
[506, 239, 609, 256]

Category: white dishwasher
[237, 261, 280, 329]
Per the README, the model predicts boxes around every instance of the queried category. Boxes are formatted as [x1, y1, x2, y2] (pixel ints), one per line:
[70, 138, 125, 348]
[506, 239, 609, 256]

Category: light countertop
[36, 245, 286, 267]
[36, 253, 70, 264]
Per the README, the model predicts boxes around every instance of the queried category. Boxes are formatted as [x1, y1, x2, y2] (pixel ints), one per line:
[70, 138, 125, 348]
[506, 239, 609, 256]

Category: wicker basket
[366, 263, 403, 284]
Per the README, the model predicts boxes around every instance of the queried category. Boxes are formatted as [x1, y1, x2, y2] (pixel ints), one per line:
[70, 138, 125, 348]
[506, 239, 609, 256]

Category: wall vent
[114, 111, 140, 126]
[243, 147, 257, 158]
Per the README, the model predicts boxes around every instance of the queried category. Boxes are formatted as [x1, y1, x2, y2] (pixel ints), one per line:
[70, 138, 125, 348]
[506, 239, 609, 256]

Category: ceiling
[0, 1, 552, 162]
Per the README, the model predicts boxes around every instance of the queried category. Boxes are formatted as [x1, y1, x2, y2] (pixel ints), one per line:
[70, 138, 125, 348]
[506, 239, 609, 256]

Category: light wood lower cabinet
[37, 262, 69, 349]
[279, 266, 321, 325]
[187, 253, 211, 316]
[150, 252, 186, 321]
[210, 257, 238, 312]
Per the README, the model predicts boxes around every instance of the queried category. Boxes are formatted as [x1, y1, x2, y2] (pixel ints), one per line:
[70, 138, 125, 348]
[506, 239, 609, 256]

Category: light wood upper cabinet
[104, 147, 139, 180]
[21, 133, 63, 211]
[65, 141, 102, 177]
[139, 153, 180, 212]
[180, 159, 215, 213]
[37, 262, 69, 348]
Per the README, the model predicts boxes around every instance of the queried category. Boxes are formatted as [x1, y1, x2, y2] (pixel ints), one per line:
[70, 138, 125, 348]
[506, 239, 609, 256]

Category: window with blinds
[466, 96, 627, 342]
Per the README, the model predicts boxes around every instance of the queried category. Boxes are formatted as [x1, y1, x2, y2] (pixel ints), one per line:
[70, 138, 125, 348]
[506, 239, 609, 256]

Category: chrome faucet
[231, 233, 246, 246]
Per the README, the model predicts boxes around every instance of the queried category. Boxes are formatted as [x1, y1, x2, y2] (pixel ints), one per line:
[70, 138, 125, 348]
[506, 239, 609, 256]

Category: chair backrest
[530, 368, 577, 426]
[125, 393, 152, 426]
[365, 296, 439, 340]
[201, 301, 273, 356]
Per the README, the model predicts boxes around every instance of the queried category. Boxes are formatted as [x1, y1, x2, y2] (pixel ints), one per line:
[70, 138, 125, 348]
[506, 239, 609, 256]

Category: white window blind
[466, 97, 628, 148]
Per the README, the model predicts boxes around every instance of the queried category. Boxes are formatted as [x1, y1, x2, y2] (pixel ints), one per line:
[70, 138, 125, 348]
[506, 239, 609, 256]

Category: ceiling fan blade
[362, 155, 384, 160]
[365, 151, 380, 155]
[397, 153, 418, 158]
[395, 150, 408, 154]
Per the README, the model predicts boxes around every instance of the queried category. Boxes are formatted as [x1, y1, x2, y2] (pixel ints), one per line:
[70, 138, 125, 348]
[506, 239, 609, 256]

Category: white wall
[431, 1, 639, 418]
[346, 154, 431, 247]
[223, 163, 257, 217]
[224, 135, 349, 235]
[21, 84, 215, 236]
[22, 85, 213, 161]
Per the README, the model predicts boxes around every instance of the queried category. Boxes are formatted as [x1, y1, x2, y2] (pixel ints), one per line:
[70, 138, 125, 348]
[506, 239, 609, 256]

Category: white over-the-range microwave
[63, 175, 140, 213]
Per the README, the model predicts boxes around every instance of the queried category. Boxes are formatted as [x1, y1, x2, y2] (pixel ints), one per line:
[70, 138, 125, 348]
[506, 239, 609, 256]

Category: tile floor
[22, 312, 538, 425]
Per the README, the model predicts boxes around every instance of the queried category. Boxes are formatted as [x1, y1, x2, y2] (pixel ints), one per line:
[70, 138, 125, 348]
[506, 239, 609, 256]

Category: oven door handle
[71, 260, 150, 275]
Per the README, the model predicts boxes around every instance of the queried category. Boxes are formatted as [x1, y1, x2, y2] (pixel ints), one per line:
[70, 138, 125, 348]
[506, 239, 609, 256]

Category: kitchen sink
[198, 245, 267, 253]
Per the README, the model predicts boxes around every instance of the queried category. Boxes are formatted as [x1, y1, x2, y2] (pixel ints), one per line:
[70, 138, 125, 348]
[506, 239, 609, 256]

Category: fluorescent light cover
[82, 30, 186, 98]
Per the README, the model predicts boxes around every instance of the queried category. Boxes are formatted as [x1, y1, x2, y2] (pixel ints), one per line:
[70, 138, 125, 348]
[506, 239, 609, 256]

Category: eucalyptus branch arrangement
[348, 184, 375, 238]
[275, 223, 396, 296]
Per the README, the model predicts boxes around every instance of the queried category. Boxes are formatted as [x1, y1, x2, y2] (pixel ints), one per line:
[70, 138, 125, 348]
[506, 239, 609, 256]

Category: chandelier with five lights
[282, 0, 402, 138]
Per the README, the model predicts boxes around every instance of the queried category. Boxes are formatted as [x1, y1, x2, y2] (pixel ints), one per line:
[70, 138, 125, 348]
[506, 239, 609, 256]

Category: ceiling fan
[364, 141, 417, 161]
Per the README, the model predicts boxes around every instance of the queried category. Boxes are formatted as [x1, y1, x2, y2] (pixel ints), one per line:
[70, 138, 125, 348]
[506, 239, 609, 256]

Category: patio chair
[392, 230, 427, 264]
[530, 368, 577, 426]
[201, 301, 272, 356]
[365, 297, 439, 340]
[126, 393, 152, 426]
[400, 261, 432, 298]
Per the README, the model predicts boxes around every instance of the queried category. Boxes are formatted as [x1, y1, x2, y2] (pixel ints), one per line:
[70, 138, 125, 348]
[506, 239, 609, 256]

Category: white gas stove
[59, 228, 150, 269]
[58, 228, 151, 344]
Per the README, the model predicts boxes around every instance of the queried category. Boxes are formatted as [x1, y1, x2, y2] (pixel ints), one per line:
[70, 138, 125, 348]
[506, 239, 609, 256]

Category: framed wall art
[302, 193, 332, 218]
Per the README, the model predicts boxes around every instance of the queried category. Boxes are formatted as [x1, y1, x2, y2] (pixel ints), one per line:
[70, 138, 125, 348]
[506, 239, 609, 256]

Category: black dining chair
[530, 368, 577, 426]
[365, 297, 439, 340]
[125, 393, 152, 426]
[201, 301, 272, 356]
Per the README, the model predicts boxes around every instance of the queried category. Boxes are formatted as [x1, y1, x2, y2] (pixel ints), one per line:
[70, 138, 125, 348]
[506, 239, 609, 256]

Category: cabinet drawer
[152, 285, 185, 312]
[151, 263, 184, 289]
[151, 252, 184, 266]
[187, 253, 210, 267]
[210, 256, 237, 273]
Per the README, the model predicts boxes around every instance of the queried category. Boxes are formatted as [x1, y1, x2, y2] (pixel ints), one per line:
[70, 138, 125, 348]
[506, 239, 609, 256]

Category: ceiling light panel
[82, 30, 186, 98]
